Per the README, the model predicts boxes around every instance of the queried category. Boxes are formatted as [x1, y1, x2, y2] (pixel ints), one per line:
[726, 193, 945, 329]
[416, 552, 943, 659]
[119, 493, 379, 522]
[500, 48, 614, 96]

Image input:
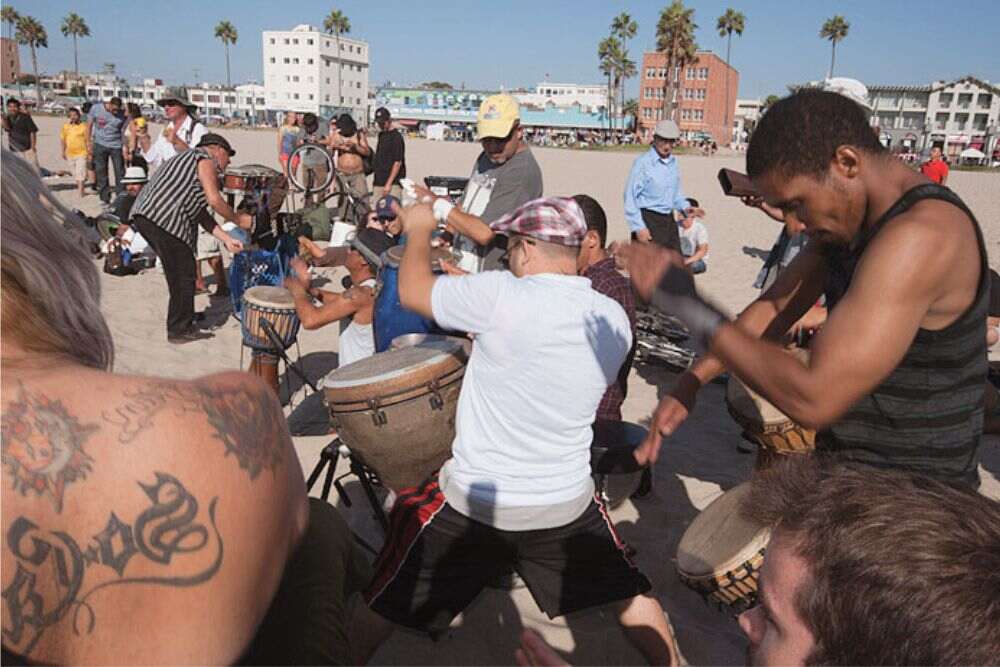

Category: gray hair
[1, 150, 114, 370]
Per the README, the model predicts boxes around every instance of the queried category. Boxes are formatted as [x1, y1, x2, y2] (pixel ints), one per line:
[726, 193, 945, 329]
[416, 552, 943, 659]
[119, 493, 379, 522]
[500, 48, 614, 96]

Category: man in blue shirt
[86, 96, 127, 204]
[623, 119, 704, 251]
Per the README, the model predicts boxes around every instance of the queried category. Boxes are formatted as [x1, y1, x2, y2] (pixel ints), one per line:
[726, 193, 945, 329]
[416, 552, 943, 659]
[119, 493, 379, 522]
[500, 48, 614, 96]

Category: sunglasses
[499, 236, 535, 267]
[481, 126, 517, 150]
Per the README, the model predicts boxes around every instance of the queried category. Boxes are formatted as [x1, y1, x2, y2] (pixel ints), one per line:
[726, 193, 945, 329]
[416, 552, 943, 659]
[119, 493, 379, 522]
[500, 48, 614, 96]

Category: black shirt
[113, 192, 137, 222]
[4, 112, 38, 152]
[373, 129, 405, 187]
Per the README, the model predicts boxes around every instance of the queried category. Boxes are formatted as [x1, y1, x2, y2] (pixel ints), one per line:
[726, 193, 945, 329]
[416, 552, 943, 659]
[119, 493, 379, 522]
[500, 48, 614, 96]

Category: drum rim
[243, 285, 297, 308]
[323, 341, 466, 389]
[224, 163, 281, 177]
[676, 483, 772, 577]
[383, 245, 458, 268]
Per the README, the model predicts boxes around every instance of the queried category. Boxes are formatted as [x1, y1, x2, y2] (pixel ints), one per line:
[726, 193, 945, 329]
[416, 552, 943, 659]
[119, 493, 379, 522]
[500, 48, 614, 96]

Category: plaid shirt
[584, 257, 637, 421]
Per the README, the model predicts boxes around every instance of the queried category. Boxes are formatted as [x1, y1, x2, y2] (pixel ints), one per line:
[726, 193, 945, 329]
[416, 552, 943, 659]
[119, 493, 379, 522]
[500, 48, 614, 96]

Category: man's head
[336, 113, 357, 138]
[491, 197, 585, 277]
[478, 94, 523, 164]
[68, 107, 81, 123]
[652, 119, 680, 159]
[302, 112, 319, 134]
[158, 92, 192, 122]
[196, 133, 236, 170]
[739, 456, 1000, 666]
[572, 194, 608, 272]
[930, 145, 943, 161]
[6, 97, 20, 114]
[680, 197, 699, 228]
[107, 97, 123, 114]
[347, 227, 393, 277]
[747, 90, 888, 246]
[375, 106, 391, 130]
[120, 166, 148, 195]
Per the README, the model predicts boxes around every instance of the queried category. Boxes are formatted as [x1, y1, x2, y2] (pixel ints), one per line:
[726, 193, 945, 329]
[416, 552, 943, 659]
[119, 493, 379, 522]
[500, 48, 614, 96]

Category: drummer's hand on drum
[412, 184, 440, 204]
[221, 234, 244, 254]
[287, 256, 311, 288]
[298, 236, 324, 260]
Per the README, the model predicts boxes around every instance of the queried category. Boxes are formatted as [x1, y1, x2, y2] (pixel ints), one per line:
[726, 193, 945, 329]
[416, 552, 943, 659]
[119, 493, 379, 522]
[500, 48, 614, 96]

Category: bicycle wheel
[287, 143, 335, 194]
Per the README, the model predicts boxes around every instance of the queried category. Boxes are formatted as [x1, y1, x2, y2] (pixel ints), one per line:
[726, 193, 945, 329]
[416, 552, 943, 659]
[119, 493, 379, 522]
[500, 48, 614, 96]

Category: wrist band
[432, 198, 455, 223]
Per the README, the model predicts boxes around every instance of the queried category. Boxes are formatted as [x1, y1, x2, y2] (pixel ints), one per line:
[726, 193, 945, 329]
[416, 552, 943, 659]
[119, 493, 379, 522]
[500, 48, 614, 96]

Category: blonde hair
[1, 150, 114, 370]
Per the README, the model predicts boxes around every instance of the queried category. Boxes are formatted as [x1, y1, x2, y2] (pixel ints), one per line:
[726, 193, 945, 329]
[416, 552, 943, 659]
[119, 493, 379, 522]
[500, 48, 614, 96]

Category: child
[677, 197, 709, 274]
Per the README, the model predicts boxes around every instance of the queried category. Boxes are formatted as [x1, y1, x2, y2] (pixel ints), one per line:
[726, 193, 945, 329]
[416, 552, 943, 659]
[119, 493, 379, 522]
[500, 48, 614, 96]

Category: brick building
[1, 38, 20, 85]
[638, 50, 738, 144]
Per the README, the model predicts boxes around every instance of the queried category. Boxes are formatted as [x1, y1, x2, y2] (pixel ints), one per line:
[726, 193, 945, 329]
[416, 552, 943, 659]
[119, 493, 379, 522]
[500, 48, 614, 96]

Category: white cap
[120, 166, 148, 184]
[822, 77, 871, 110]
[653, 119, 680, 140]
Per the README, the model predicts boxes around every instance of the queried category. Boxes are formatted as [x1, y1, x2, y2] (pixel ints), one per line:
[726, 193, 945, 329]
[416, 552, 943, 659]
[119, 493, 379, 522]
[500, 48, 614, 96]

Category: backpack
[103, 239, 138, 276]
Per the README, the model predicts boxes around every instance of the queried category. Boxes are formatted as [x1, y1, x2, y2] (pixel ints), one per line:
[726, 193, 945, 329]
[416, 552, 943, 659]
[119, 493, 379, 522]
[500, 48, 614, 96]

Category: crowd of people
[2, 85, 999, 667]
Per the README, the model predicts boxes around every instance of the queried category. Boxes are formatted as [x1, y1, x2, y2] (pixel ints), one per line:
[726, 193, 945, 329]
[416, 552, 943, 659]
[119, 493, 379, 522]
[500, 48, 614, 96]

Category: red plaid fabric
[584, 257, 637, 421]
[489, 196, 587, 246]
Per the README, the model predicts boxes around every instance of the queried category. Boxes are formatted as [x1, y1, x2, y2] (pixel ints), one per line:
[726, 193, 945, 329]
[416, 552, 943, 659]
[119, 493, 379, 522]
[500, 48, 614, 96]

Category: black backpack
[103, 239, 138, 276]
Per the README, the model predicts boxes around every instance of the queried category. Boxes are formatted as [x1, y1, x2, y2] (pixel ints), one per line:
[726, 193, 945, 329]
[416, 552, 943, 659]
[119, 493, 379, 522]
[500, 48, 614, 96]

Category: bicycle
[286, 141, 370, 229]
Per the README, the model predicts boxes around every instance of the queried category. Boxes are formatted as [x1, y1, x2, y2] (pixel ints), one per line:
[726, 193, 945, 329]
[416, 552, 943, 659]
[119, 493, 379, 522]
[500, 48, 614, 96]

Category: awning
[969, 141, 984, 150]
[397, 119, 420, 127]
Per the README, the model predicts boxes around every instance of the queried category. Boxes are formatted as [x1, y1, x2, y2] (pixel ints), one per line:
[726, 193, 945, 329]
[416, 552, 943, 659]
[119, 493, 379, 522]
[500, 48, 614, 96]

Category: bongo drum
[373, 245, 458, 353]
[241, 286, 301, 351]
[322, 338, 469, 491]
[676, 483, 770, 612]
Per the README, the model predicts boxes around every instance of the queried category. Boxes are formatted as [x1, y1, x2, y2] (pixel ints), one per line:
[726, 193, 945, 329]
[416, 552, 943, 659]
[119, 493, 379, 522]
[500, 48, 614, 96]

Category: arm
[198, 158, 243, 225]
[355, 131, 371, 157]
[623, 158, 646, 233]
[385, 160, 402, 188]
[384, 133, 403, 185]
[86, 118, 94, 154]
[398, 203, 440, 318]
[684, 242, 708, 265]
[284, 277, 368, 330]
[60, 129, 68, 159]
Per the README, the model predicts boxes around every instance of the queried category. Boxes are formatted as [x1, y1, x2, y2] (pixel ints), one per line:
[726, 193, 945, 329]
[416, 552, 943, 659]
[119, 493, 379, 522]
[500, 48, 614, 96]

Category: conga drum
[322, 338, 469, 491]
[676, 483, 770, 612]
[373, 245, 458, 353]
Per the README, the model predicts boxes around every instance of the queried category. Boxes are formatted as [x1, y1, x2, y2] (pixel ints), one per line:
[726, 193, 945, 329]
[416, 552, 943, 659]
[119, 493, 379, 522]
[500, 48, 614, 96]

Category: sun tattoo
[2, 385, 98, 512]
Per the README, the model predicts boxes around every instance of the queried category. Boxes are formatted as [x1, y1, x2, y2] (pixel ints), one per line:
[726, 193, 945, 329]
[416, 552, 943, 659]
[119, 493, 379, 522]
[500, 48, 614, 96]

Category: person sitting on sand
[676, 197, 709, 274]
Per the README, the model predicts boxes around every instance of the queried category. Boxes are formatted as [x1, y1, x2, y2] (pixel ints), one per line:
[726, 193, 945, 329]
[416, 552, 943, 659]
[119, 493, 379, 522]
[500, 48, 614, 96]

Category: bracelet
[432, 198, 455, 223]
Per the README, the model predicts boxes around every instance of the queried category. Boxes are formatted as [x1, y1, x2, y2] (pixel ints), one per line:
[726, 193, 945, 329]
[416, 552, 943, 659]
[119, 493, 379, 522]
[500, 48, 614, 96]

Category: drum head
[324, 339, 466, 390]
[726, 377, 790, 427]
[226, 164, 280, 178]
[676, 483, 770, 577]
[243, 285, 295, 308]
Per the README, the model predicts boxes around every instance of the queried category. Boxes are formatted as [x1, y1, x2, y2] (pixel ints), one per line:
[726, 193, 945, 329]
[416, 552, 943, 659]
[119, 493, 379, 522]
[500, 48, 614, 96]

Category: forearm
[385, 161, 401, 186]
[315, 246, 349, 267]
[685, 245, 708, 263]
[206, 194, 239, 224]
[446, 208, 494, 245]
[399, 227, 437, 317]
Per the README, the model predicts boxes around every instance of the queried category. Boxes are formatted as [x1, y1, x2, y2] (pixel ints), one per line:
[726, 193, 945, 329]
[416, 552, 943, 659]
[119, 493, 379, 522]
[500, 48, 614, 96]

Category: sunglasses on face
[481, 127, 516, 151]
[499, 236, 535, 267]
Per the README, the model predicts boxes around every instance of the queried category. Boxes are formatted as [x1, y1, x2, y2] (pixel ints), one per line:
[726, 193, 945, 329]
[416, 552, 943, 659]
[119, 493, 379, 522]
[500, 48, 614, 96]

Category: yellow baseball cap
[135, 117, 148, 129]
[477, 94, 520, 139]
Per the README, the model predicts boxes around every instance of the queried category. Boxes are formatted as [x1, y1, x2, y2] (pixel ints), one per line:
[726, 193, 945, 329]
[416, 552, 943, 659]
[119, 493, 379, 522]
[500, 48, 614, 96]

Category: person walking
[86, 96, 128, 204]
[3, 98, 39, 170]
[60, 107, 89, 197]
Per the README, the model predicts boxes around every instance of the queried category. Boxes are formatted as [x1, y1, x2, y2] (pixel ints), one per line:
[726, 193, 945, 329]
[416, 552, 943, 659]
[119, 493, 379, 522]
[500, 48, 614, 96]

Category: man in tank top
[623, 90, 988, 487]
[286, 228, 394, 367]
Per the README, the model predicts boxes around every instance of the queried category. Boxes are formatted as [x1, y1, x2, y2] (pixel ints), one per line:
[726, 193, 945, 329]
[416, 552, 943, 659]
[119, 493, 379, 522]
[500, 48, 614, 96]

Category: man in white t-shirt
[351, 197, 680, 666]
[143, 92, 208, 172]
[677, 197, 709, 274]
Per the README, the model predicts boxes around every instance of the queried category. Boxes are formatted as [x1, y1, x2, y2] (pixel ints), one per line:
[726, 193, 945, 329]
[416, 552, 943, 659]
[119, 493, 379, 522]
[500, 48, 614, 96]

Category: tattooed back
[1, 367, 310, 664]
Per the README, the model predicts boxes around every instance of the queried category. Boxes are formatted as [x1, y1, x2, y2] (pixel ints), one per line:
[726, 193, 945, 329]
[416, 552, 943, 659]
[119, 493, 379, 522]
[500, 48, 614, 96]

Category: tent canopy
[960, 147, 986, 159]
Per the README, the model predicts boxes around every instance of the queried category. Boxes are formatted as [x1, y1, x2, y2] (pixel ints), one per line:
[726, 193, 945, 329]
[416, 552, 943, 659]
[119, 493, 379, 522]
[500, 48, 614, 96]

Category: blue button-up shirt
[623, 148, 689, 233]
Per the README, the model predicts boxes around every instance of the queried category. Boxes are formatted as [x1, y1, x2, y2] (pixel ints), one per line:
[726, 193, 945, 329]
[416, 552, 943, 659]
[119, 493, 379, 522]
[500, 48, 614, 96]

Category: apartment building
[85, 77, 170, 106]
[262, 24, 369, 122]
[733, 98, 762, 142]
[2, 38, 21, 84]
[637, 50, 738, 144]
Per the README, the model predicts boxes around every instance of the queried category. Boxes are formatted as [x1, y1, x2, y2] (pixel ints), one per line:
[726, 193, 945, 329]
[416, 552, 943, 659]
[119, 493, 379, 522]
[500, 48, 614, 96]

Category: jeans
[134, 216, 196, 337]
[688, 259, 707, 274]
[93, 142, 125, 204]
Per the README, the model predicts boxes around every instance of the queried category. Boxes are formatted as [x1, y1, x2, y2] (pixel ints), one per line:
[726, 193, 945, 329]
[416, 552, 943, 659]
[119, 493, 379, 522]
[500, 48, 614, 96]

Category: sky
[8, 0, 1000, 99]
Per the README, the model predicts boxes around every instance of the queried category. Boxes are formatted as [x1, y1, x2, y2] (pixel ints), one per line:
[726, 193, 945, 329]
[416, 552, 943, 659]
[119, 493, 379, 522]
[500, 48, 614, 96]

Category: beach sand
[27, 114, 1000, 665]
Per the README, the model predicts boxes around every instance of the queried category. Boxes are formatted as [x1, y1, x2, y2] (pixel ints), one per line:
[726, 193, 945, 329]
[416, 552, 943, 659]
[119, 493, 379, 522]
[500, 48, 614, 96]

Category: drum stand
[306, 437, 389, 555]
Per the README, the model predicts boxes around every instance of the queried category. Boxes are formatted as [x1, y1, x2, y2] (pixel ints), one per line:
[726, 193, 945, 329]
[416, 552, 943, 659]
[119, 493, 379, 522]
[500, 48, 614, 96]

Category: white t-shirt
[143, 115, 207, 171]
[430, 270, 632, 529]
[338, 278, 376, 366]
[678, 220, 709, 260]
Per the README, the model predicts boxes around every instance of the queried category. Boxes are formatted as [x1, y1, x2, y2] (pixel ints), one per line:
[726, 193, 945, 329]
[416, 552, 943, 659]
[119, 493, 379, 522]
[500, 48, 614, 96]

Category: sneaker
[167, 329, 214, 344]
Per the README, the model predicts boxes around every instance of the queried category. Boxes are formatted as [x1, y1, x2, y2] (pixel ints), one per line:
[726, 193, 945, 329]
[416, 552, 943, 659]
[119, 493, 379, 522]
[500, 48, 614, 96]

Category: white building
[514, 82, 608, 112]
[85, 77, 169, 108]
[262, 24, 369, 122]
[733, 98, 762, 143]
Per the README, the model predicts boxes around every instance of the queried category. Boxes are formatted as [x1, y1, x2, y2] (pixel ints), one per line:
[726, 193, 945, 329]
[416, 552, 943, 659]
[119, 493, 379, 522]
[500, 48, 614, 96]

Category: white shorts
[70, 155, 87, 181]
[196, 228, 221, 260]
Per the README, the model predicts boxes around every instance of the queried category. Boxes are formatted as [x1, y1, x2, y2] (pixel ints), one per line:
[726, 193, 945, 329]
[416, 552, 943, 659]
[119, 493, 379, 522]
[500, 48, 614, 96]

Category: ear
[583, 230, 600, 249]
[832, 145, 862, 179]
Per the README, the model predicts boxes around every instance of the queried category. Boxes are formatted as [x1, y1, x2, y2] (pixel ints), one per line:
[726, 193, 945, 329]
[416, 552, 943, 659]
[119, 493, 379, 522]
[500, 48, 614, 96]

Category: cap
[490, 197, 587, 247]
[477, 94, 520, 139]
[351, 228, 395, 268]
[157, 88, 197, 111]
[197, 133, 236, 157]
[120, 166, 148, 184]
[135, 117, 148, 129]
[375, 195, 400, 220]
[374, 107, 391, 122]
[653, 120, 680, 140]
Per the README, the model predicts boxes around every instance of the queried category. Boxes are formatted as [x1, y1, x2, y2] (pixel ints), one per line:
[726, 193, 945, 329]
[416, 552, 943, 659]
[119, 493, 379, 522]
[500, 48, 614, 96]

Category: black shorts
[363, 476, 650, 635]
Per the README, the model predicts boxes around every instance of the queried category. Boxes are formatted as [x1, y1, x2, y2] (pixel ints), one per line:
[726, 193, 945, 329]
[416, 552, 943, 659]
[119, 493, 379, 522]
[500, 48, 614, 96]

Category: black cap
[197, 133, 236, 157]
[351, 228, 394, 268]
[374, 107, 390, 122]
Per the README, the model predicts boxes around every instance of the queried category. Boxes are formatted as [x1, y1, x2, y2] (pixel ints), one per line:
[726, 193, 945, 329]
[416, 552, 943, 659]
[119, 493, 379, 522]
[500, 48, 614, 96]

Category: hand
[283, 276, 308, 296]
[412, 184, 439, 204]
[438, 259, 469, 276]
[617, 242, 683, 302]
[162, 125, 174, 141]
[635, 228, 653, 243]
[515, 629, 568, 667]
[398, 202, 437, 236]
[635, 377, 698, 465]
[298, 236, 324, 260]
[288, 256, 311, 288]
[222, 235, 244, 254]
[741, 195, 784, 222]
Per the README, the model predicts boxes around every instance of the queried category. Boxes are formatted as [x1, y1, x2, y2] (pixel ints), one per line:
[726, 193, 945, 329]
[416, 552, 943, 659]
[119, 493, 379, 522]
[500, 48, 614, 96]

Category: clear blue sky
[10, 0, 1000, 99]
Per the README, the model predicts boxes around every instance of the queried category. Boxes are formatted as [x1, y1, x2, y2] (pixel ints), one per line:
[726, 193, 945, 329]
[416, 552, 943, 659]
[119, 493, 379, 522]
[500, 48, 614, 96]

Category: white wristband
[432, 198, 455, 224]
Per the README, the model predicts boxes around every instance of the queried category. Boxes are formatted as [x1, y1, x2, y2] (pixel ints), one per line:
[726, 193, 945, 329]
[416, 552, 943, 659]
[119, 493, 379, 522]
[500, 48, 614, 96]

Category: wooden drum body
[223, 163, 282, 196]
[676, 483, 770, 612]
[322, 339, 469, 491]
[241, 286, 301, 351]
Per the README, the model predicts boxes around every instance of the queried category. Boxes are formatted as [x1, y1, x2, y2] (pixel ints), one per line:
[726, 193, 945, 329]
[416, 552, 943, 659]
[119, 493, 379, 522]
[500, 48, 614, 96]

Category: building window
[356, 98, 361, 105]
[270, 38, 275, 44]
[938, 93, 952, 108]
[307, 38, 314, 45]
[308, 94, 314, 100]
[326, 78, 330, 84]
[283, 38, 289, 45]
[257, 98, 265, 105]
[292, 38, 299, 45]
[356, 81, 361, 89]
[292, 76, 299, 82]
[700, 67, 709, 79]
[293, 93, 299, 99]
[270, 57, 276, 63]
[325, 94, 330, 102]
[325, 40, 330, 48]
[308, 58, 314, 65]
[686, 67, 694, 79]
[293, 58, 299, 64]
[340, 96, 345, 103]
[283, 57, 289, 64]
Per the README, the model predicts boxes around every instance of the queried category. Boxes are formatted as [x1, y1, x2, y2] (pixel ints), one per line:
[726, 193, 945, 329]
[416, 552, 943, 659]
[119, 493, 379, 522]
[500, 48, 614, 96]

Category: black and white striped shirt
[130, 148, 213, 252]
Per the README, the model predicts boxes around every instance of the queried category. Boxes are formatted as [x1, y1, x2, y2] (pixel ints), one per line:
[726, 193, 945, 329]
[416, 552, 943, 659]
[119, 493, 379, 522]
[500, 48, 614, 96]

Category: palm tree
[820, 15, 850, 79]
[323, 9, 351, 112]
[15, 15, 46, 105]
[598, 36, 621, 136]
[611, 12, 637, 133]
[656, 0, 698, 124]
[716, 8, 745, 145]
[2, 6, 20, 40]
[214, 20, 238, 116]
[60, 12, 89, 78]
[623, 98, 639, 139]
[616, 55, 636, 137]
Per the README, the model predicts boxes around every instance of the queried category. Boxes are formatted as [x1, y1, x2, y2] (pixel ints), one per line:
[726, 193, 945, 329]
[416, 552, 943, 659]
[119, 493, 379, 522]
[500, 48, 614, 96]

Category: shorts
[70, 155, 87, 181]
[364, 475, 651, 635]
[279, 152, 301, 173]
[196, 228, 221, 260]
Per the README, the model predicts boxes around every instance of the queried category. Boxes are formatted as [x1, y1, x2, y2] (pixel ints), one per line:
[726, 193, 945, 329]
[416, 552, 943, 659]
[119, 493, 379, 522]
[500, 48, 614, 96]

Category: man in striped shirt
[131, 134, 249, 343]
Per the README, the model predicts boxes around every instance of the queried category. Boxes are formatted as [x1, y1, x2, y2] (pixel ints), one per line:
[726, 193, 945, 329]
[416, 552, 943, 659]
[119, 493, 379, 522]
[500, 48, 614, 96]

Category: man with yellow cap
[415, 93, 543, 272]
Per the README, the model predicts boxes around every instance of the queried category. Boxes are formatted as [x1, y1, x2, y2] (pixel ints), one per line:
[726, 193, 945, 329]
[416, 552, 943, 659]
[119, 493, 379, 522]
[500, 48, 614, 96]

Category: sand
[25, 114, 1000, 665]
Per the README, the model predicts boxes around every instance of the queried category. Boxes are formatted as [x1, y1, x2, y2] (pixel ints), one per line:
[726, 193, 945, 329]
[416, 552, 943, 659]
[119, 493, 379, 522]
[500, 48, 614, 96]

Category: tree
[2, 6, 20, 40]
[820, 15, 850, 79]
[423, 81, 453, 90]
[598, 36, 621, 135]
[656, 0, 698, 123]
[623, 98, 639, 138]
[103, 62, 116, 77]
[716, 8, 745, 145]
[761, 93, 781, 113]
[611, 12, 638, 134]
[323, 9, 351, 112]
[214, 20, 238, 116]
[15, 15, 46, 105]
[60, 12, 89, 78]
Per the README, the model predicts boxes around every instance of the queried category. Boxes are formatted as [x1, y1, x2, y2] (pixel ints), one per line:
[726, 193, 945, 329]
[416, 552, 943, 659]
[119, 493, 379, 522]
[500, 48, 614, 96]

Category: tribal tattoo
[2, 385, 98, 513]
[1, 472, 222, 657]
